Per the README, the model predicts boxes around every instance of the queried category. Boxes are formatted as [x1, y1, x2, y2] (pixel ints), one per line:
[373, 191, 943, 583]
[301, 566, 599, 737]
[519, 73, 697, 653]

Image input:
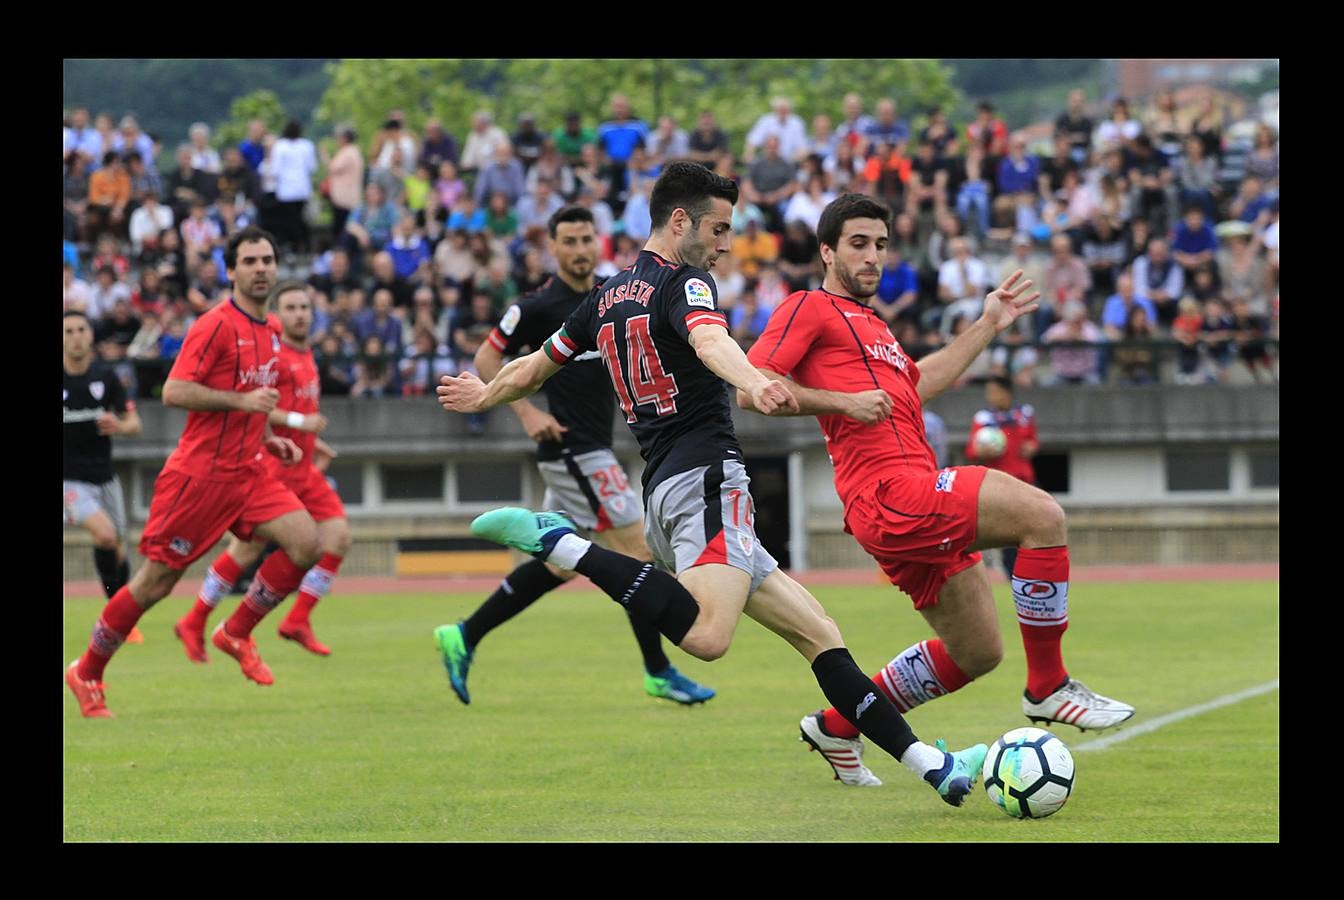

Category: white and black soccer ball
[972, 425, 1007, 460]
[982, 727, 1075, 819]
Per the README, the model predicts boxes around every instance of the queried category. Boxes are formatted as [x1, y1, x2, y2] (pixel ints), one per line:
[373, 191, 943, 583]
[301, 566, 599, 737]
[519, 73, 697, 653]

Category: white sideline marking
[1072, 679, 1279, 752]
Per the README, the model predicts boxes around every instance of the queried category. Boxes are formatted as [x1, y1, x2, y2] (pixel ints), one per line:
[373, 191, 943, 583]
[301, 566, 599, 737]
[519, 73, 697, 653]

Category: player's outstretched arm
[437, 348, 560, 414]
[474, 341, 568, 443]
[736, 368, 892, 424]
[163, 379, 280, 414]
[689, 323, 798, 415]
[915, 269, 1040, 403]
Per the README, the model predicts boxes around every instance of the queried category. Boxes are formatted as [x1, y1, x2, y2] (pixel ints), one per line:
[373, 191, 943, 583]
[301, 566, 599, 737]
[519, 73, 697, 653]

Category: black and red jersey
[544, 250, 740, 496]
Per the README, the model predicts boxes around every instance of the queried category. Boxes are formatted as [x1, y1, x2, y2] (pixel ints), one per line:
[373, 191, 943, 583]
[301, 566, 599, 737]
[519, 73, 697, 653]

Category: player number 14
[596, 315, 679, 422]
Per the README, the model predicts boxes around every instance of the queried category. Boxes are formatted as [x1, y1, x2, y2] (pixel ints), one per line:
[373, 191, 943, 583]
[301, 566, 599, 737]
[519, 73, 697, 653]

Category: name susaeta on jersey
[596, 279, 656, 317]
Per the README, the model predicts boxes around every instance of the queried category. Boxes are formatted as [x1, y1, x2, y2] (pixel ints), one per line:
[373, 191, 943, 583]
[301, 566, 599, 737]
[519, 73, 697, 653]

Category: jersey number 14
[597, 315, 679, 422]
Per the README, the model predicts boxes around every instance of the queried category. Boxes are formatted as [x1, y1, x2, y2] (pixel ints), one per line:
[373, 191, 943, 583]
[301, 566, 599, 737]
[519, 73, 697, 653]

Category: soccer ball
[972, 425, 1007, 460]
[982, 727, 1075, 819]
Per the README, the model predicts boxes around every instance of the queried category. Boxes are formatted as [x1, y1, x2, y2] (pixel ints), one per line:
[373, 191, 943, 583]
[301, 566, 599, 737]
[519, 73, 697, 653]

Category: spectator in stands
[474, 142, 527, 207]
[1245, 124, 1278, 189]
[685, 109, 729, 169]
[65, 152, 91, 234]
[354, 288, 404, 354]
[1038, 133, 1078, 201]
[905, 137, 945, 223]
[90, 113, 116, 165]
[512, 112, 547, 172]
[128, 191, 173, 257]
[1055, 89, 1094, 163]
[1229, 175, 1274, 232]
[127, 308, 163, 361]
[516, 178, 565, 237]
[1146, 89, 1186, 160]
[1081, 213, 1127, 299]
[450, 291, 500, 363]
[474, 256, 518, 312]
[926, 209, 974, 276]
[1123, 215, 1153, 268]
[1042, 299, 1105, 385]
[128, 266, 166, 318]
[89, 264, 131, 322]
[1111, 303, 1160, 386]
[526, 138, 576, 200]
[216, 146, 260, 213]
[597, 94, 650, 200]
[1132, 232, 1184, 325]
[324, 127, 363, 240]
[1199, 297, 1238, 381]
[1188, 91, 1223, 162]
[63, 261, 94, 313]
[316, 332, 353, 396]
[1175, 134, 1220, 220]
[482, 191, 516, 241]
[921, 107, 958, 157]
[371, 112, 419, 175]
[345, 182, 399, 259]
[646, 115, 689, 167]
[1095, 97, 1141, 154]
[151, 228, 187, 298]
[179, 200, 221, 270]
[165, 143, 216, 225]
[935, 236, 990, 338]
[366, 250, 414, 311]
[711, 252, 746, 312]
[955, 143, 993, 241]
[351, 334, 398, 398]
[731, 216, 779, 281]
[460, 110, 509, 178]
[399, 326, 457, 396]
[433, 159, 467, 210]
[863, 97, 909, 151]
[552, 111, 596, 167]
[1217, 224, 1270, 315]
[1042, 233, 1091, 335]
[745, 96, 807, 164]
[124, 151, 160, 213]
[157, 307, 188, 360]
[1171, 297, 1206, 383]
[187, 122, 221, 174]
[1230, 297, 1275, 382]
[239, 119, 267, 172]
[729, 288, 773, 349]
[1127, 134, 1175, 233]
[621, 174, 654, 242]
[87, 150, 131, 240]
[966, 101, 1009, 159]
[1101, 270, 1157, 339]
[114, 116, 156, 168]
[64, 108, 103, 165]
[753, 260, 789, 314]
[834, 93, 875, 156]
[804, 113, 838, 162]
[874, 243, 919, 326]
[309, 247, 360, 299]
[96, 297, 141, 355]
[742, 135, 798, 234]
[185, 258, 225, 314]
[996, 134, 1040, 236]
[783, 171, 833, 235]
[385, 213, 431, 284]
[419, 118, 459, 172]
[1171, 205, 1219, 283]
[777, 218, 821, 293]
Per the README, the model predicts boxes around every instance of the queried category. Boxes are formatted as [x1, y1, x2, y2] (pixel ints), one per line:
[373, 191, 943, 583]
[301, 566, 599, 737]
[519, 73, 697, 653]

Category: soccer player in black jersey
[438, 162, 988, 806]
[433, 206, 715, 706]
[63, 310, 143, 640]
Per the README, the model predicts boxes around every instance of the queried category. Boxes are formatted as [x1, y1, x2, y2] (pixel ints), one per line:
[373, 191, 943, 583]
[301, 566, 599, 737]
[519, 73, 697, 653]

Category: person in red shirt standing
[744, 195, 1133, 779]
[965, 376, 1039, 578]
[66, 227, 322, 718]
[174, 281, 350, 661]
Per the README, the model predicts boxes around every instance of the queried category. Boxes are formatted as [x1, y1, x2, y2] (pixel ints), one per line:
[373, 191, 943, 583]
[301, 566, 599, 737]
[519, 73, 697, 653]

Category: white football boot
[1023, 678, 1135, 731]
[799, 711, 882, 786]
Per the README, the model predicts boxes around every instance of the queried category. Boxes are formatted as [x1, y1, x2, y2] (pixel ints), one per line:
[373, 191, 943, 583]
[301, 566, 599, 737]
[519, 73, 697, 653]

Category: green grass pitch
[64, 579, 1278, 841]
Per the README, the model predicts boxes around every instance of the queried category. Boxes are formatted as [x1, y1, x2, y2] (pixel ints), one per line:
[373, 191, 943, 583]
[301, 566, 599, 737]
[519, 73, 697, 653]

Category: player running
[741, 194, 1133, 785]
[438, 162, 989, 806]
[173, 281, 350, 661]
[434, 206, 714, 706]
[63, 310, 144, 642]
[66, 226, 322, 718]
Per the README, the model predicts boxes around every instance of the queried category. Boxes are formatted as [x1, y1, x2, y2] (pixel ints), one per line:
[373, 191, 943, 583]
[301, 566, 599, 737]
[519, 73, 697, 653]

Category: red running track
[62, 562, 1278, 600]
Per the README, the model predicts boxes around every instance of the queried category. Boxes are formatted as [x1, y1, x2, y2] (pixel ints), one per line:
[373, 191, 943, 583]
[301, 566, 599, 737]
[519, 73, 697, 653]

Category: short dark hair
[64, 309, 91, 325]
[282, 119, 303, 140]
[649, 161, 738, 231]
[988, 375, 1013, 393]
[225, 225, 279, 269]
[269, 279, 309, 307]
[816, 193, 892, 256]
[547, 204, 595, 238]
[102, 149, 120, 166]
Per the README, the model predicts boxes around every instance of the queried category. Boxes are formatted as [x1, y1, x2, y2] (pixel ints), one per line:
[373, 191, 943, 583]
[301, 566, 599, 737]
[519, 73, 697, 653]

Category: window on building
[456, 461, 523, 504]
[1165, 451, 1230, 492]
[381, 464, 444, 502]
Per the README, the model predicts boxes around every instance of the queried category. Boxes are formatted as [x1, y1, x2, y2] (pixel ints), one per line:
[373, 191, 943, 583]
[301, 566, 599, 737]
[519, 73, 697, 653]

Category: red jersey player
[744, 195, 1133, 785]
[966, 375, 1039, 578]
[66, 227, 322, 718]
[174, 281, 350, 661]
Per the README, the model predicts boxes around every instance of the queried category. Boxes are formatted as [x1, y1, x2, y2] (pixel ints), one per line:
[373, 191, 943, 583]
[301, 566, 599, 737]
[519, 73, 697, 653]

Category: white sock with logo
[900, 741, 947, 777]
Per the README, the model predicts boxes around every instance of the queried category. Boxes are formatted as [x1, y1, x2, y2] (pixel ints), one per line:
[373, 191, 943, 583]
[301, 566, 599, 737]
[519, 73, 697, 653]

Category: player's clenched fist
[437, 372, 487, 413]
[750, 379, 799, 416]
[845, 389, 894, 425]
[239, 387, 280, 414]
[264, 434, 303, 466]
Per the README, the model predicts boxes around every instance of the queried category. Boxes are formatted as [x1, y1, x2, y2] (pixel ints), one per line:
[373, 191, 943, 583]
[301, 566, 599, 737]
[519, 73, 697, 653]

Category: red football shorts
[844, 465, 988, 610]
[139, 467, 306, 568]
[267, 457, 346, 523]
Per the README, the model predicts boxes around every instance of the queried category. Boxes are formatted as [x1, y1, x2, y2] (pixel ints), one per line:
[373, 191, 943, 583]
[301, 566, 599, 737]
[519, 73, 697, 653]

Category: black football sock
[114, 559, 131, 595]
[628, 612, 672, 675]
[93, 548, 122, 600]
[572, 545, 699, 645]
[461, 559, 565, 649]
[811, 647, 918, 761]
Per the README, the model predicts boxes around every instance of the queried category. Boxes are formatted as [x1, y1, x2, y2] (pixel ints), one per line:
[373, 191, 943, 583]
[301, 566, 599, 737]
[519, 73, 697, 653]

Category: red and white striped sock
[223, 551, 306, 639]
[820, 639, 970, 739]
[182, 552, 243, 631]
[1013, 546, 1071, 700]
[283, 553, 343, 627]
[77, 587, 145, 681]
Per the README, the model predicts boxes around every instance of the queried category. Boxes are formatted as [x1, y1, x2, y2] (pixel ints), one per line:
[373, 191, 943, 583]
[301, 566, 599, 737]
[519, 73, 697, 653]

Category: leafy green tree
[213, 89, 289, 154]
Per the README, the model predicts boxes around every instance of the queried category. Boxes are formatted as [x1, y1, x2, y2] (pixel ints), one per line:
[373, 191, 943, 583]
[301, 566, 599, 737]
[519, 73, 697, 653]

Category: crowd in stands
[63, 86, 1279, 402]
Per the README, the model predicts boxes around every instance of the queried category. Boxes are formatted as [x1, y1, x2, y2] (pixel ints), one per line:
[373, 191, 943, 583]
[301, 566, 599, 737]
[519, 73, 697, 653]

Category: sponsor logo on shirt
[934, 468, 957, 493]
[684, 278, 714, 309]
[499, 304, 522, 336]
[239, 357, 281, 389]
[865, 340, 908, 371]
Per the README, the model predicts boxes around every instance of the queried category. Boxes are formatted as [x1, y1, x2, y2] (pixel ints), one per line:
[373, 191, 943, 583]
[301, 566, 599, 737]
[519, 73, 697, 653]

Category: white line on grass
[1072, 679, 1279, 752]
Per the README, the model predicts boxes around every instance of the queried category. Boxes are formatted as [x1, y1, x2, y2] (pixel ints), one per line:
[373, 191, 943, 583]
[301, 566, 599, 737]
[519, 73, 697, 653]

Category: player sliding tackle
[437, 162, 989, 805]
[740, 194, 1133, 786]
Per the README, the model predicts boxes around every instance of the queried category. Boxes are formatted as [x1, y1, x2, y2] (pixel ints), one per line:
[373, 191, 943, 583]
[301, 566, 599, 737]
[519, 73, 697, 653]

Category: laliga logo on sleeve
[500, 305, 522, 336]
[684, 278, 715, 309]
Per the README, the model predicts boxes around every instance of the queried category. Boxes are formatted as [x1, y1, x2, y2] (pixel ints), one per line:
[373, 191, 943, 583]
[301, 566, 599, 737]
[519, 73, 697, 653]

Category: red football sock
[78, 587, 145, 681]
[183, 552, 244, 629]
[223, 551, 307, 638]
[283, 553, 343, 626]
[1013, 546, 1071, 700]
[820, 639, 970, 739]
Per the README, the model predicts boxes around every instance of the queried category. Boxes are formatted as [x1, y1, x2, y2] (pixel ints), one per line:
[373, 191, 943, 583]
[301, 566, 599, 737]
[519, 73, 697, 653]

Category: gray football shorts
[62, 477, 128, 537]
[644, 458, 778, 595]
[537, 448, 644, 533]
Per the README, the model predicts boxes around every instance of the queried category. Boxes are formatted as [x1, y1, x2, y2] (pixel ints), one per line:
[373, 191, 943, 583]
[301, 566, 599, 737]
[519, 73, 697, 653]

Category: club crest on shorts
[684, 278, 714, 309]
[89, 381, 104, 401]
[169, 537, 194, 556]
[738, 530, 754, 557]
[934, 469, 957, 493]
[608, 495, 627, 516]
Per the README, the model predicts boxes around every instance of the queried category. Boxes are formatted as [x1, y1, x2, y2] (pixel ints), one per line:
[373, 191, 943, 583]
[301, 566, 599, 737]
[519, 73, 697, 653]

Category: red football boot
[211, 624, 274, 685]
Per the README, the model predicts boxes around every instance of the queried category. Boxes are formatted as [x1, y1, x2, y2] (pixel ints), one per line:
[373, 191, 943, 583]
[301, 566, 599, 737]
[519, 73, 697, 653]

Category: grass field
[63, 579, 1278, 842]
